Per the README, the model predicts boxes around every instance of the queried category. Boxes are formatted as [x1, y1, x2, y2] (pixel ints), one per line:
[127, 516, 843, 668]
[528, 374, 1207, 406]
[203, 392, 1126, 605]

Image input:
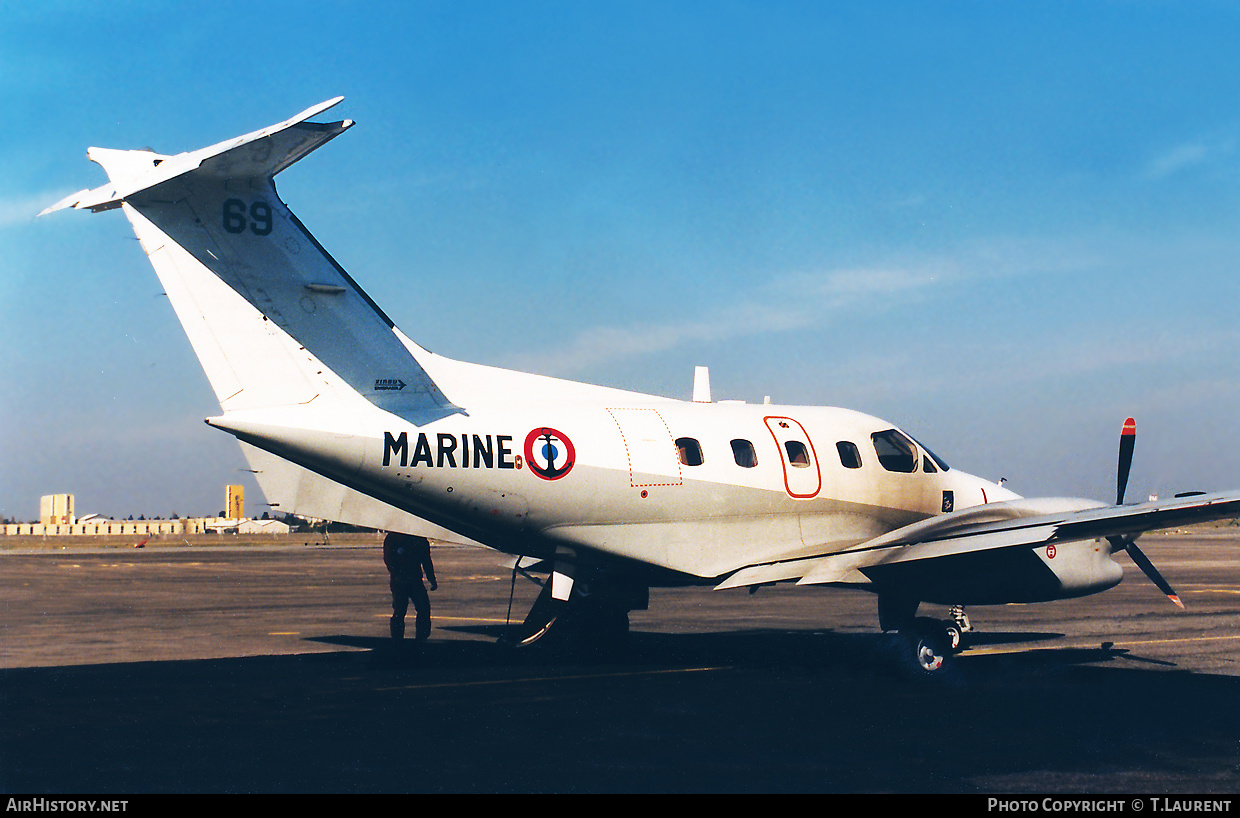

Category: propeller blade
[1107, 418, 1182, 608]
[1116, 417, 1136, 505]
[1111, 535, 1184, 609]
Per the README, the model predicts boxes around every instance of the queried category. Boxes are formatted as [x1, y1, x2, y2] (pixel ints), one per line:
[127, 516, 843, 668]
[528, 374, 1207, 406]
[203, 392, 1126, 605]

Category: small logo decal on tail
[374, 379, 407, 391]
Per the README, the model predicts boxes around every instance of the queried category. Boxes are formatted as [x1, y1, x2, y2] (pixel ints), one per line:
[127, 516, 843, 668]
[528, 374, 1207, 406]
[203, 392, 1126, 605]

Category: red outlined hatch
[763, 416, 821, 499]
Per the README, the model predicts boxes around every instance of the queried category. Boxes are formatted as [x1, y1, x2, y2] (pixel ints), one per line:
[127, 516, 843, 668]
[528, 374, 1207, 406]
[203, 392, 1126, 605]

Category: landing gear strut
[945, 604, 973, 652]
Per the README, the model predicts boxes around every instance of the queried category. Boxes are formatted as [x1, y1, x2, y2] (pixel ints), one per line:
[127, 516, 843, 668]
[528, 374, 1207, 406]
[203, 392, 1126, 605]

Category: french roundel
[523, 427, 576, 481]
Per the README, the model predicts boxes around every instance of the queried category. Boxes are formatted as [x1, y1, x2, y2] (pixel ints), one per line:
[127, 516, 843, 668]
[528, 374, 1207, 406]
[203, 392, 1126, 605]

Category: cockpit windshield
[869, 429, 951, 474]
[871, 429, 918, 473]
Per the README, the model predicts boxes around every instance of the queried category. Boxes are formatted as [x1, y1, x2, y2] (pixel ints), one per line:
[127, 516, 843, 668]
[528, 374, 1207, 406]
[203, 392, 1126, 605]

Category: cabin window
[922, 455, 938, 473]
[871, 429, 917, 473]
[784, 440, 811, 468]
[836, 441, 863, 469]
[676, 437, 704, 466]
[731, 439, 758, 468]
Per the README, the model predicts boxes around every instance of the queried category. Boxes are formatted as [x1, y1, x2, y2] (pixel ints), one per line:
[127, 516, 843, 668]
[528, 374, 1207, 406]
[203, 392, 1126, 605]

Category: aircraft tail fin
[42, 98, 459, 420]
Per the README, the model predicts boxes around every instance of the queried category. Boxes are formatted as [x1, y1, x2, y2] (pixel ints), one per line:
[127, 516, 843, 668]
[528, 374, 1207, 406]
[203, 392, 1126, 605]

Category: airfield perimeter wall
[0, 531, 383, 551]
[4, 519, 214, 537]
[1, 517, 296, 538]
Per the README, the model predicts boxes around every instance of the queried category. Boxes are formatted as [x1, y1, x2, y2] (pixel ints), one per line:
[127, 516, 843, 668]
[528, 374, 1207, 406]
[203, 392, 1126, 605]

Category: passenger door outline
[763, 416, 822, 499]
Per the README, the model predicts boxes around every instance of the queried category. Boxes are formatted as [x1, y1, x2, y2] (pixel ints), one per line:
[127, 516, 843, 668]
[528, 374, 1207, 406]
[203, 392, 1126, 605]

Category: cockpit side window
[836, 441, 863, 469]
[909, 435, 950, 472]
[676, 437, 704, 467]
[731, 439, 758, 468]
[871, 429, 917, 473]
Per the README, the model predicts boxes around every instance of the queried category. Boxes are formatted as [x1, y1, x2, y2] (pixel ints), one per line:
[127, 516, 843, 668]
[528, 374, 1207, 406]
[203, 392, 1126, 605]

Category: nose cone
[949, 470, 1021, 510]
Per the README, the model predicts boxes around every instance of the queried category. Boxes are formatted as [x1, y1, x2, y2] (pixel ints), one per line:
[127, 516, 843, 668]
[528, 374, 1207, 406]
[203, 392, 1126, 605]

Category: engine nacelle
[873, 537, 1124, 605]
[1032, 538, 1124, 599]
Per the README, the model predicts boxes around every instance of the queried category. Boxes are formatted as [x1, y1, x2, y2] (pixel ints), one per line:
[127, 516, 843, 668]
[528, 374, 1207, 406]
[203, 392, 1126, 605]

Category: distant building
[226, 485, 244, 520]
[207, 517, 291, 535]
[39, 494, 75, 526]
[2, 486, 289, 537]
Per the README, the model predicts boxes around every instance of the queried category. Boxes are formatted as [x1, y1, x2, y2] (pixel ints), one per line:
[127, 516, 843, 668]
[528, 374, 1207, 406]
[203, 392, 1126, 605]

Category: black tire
[901, 618, 953, 677]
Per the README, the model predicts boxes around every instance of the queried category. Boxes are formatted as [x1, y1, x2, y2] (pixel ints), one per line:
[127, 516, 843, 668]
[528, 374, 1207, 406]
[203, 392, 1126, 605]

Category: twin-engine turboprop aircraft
[42, 99, 1240, 673]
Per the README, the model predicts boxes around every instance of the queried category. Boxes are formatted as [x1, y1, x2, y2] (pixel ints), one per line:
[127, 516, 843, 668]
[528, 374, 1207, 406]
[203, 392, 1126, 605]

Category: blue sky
[3, 1, 1239, 520]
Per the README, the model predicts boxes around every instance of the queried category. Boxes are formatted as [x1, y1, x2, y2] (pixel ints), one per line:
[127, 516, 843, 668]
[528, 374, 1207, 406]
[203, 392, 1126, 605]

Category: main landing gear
[500, 559, 647, 652]
[945, 604, 972, 651]
[880, 594, 972, 676]
[503, 582, 637, 648]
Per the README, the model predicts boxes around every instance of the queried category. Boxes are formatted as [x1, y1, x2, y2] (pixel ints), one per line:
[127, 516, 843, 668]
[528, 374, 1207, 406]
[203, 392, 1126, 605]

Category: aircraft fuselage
[212, 398, 1015, 583]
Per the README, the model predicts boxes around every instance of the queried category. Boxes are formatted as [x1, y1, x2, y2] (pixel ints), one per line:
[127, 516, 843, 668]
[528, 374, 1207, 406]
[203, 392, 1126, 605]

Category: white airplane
[42, 99, 1240, 674]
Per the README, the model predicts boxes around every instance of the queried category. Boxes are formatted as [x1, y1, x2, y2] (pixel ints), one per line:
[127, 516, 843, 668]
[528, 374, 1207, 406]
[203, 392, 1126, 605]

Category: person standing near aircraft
[384, 532, 437, 644]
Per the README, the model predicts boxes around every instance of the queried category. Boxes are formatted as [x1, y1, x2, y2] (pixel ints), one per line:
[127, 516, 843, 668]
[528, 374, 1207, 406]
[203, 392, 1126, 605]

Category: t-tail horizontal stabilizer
[41, 98, 460, 423]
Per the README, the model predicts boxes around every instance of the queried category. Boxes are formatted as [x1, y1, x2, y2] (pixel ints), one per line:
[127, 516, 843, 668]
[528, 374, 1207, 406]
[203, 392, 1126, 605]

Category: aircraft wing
[716, 490, 1240, 590]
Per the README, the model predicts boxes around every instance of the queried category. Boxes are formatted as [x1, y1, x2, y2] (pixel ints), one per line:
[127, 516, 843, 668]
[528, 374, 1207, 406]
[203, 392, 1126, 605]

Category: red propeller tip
[1122, 418, 1136, 436]
[1169, 594, 1184, 610]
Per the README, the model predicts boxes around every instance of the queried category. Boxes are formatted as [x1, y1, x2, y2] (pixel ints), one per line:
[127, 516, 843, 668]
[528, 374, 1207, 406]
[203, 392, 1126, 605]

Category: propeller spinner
[1109, 417, 1184, 609]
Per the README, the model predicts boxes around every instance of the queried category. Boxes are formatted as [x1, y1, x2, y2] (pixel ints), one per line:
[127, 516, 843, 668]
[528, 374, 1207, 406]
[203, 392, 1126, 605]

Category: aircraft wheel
[943, 621, 964, 653]
[900, 618, 953, 677]
[500, 583, 565, 647]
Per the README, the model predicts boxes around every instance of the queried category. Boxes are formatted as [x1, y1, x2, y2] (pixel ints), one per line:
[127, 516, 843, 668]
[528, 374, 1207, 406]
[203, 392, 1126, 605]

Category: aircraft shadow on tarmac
[6, 626, 1240, 793]
[305, 624, 1180, 679]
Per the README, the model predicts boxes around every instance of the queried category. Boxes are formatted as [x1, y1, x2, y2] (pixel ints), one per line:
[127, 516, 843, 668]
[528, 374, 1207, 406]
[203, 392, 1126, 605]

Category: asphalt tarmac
[3, 530, 1240, 793]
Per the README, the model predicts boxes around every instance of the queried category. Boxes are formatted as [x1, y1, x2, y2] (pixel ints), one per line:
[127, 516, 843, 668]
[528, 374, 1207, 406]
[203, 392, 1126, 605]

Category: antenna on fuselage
[693, 366, 711, 403]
